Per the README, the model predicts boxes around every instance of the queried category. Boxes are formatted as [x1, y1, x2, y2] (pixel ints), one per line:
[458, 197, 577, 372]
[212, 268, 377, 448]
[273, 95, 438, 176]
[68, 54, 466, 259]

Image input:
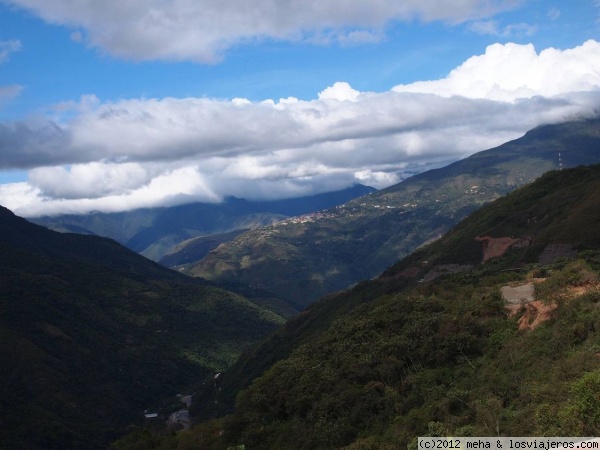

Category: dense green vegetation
[191, 118, 600, 309]
[159, 229, 248, 268]
[117, 257, 600, 449]
[119, 163, 600, 449]
[0, 206, 284, 449]
[223, 262, 600, 448]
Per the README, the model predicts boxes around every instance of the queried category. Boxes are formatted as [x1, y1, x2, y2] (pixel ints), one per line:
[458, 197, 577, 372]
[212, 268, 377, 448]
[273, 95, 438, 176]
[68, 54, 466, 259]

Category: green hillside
[159, 229, 248, 268]
[132, 164, 600, 449]
[190, 118, 600, 309]
[0, 206, 284, 449]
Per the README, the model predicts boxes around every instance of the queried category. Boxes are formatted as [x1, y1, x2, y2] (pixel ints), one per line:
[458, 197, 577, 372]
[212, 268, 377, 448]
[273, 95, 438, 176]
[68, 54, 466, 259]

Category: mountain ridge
[189, 118, 600, 309]
[32, 184, 376, 262]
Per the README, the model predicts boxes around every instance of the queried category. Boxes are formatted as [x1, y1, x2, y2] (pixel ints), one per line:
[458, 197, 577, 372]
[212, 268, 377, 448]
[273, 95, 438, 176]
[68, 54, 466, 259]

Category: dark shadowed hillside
[0, 206, 284, 449]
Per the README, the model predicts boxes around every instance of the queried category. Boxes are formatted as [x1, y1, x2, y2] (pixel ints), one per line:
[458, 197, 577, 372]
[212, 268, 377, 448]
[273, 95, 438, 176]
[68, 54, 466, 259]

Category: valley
[0, 206, 284, 449]
[32, 120, 600, 313]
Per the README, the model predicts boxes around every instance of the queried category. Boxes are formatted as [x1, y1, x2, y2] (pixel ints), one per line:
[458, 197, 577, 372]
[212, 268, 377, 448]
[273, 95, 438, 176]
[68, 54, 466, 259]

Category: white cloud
[0, 181, 41, 213]
[28, 162, 156, 199]
[354, 169, 401, 188]
[0, 39, 21, 63]
[393, 40, 600, 101]
[2, 0, 520, 62]
[1, 165, 221, 217]
[1, 40, 600, 217]
[318, 82, 361, 101]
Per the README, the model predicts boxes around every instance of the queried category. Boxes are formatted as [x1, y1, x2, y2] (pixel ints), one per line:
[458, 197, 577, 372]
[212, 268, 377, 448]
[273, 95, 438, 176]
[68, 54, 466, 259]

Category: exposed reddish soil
[475, 235, 531, 262]
[512, 300, 558, 331]
[504, 280, 598, 331]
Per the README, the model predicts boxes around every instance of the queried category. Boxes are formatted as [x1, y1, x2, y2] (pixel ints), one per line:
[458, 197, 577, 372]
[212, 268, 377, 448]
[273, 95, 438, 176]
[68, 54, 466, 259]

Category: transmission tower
[558, 151, 563, 170]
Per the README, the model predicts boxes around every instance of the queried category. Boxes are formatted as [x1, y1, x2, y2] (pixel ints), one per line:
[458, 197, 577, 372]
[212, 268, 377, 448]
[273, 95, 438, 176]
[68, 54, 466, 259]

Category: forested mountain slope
[0, 206, 284, 449]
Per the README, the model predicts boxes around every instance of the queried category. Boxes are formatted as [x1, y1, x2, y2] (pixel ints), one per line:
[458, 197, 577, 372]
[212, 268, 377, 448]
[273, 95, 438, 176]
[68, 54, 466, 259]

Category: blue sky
[1, 0, 600, 216]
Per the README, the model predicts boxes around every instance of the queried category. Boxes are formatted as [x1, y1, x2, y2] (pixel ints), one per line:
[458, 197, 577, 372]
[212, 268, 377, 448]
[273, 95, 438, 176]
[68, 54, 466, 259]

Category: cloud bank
[1, 40, 600, 217]
[3, 0, 519, 62]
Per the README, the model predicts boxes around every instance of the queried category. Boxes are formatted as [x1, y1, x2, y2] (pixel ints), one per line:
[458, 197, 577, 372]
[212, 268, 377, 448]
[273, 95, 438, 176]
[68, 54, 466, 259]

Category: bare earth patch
[475, 236, 531, 262]
[501, 283, 534, 304]
[513, 300, 558, 331]
[503, 279, 599, 331]
[502, 281, 555, 330]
